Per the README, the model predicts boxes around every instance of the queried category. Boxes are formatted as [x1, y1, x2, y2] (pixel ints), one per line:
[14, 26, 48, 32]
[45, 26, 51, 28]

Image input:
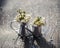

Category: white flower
[40, 17, 46, 24]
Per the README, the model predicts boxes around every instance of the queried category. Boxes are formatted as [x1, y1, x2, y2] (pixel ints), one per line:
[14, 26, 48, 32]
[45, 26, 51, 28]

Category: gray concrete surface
[0, 0, 60, 48]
